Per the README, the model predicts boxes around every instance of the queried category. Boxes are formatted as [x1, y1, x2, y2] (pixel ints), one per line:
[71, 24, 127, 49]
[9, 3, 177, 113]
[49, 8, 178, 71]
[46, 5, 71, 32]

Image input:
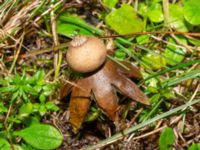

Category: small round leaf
[184, 0, 200, 25]
[0, 138, 11, 150]
[169, 4, 189, 32]
[14, 124, 63, 150]
[159, 127, 175, 150]
[147, 3, 164, 23]
[105, 4, 144, 34]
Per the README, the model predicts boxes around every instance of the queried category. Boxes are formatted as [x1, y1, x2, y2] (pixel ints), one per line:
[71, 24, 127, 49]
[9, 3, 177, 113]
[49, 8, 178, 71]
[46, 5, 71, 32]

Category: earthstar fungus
[63, 36, 149, 133]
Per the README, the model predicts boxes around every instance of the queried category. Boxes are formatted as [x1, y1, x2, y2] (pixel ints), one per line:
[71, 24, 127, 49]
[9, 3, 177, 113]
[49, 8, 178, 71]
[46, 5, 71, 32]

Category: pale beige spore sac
[66, 36, 107, 73]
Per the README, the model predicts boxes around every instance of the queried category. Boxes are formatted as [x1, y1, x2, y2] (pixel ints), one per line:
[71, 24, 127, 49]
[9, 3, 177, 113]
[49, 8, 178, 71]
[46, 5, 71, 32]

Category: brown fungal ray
[69, 78, 92, 133]
[67, 60, 149, 133]
[60, 82, 73, 100]
[90, 70, 118, 120]
[107, 60, 149, 105]
[117, 61, 143, 79]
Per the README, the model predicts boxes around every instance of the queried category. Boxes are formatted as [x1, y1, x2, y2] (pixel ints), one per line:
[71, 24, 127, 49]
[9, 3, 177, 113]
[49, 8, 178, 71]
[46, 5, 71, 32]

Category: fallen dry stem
[6, 42, 69, 62]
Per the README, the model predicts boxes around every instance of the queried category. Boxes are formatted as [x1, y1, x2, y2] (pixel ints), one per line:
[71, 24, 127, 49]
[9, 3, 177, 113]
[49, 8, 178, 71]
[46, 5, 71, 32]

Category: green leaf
[188, 143, 200, 150]
[136, 35, 150, 44]
[33, 85, 42, 93]
[0, 78, 10, 86]
[0, 102, 8, 113]
[45, 102, 59, 112]
[142, 53, 166, 70]
[23, 116, 40, 126]
[105, 4, 144, 34]
[85, 111, 99, 122]
[14, 124, 63, 150]
[138, 3, 148, 17]
[33, 103, 40, 112]
[33, 70, 45, 85]
[39, 94, 46, 103]
[159, 127, 175, 150]
[19, 103, 33, 118]
[57, 20, 92, 37]
[57, 13, 103, 36]
[147, 86, 159, 94]
[142, 59, 200, 83]
[162, 69, 200, 87]
[184, 0, 200, 25]
[0, 86, 17, 93]
[150, 94, 160, 104]
[11, 91, 20, 105]
[0, 138, 11, 150]
[169, 4, 188, 32]
[188, 38, 200, 46]
[102, 0, 118, 9]
[13, 74, 21, 84]
[39, 105, 47, 116]
[42, 84, 55, 96]
[114, 50, 126, 59]
[162, 90, 174, 99]
[163, 38, 186, 66]
[13, 145, 24, 150]
[20, 143, 35, 150]
[143, 72, 159, 88]
[22, 92, 29, 102]
[0, 123, 3, 129]
[147, 3, 164, 22]
[23, 85, 38, 96]
[86, 99, 200, 150]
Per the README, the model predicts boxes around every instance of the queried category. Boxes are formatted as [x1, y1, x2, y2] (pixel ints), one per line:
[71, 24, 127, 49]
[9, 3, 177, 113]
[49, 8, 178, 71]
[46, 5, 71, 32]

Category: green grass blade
[162, 69, 200, 87]
[84, 99, 200, 150]
[141, 59, 200, 83]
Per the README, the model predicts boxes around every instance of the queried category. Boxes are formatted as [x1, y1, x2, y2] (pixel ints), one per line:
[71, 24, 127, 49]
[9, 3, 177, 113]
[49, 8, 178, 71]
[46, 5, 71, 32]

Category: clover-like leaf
[159, 127, 175, 150]
[184, 0, 200, 25]
[105, 4, 144, 34]
[147, 3, 164, 23]
[102, 0, 118, 9]
[0, 138, 10, 150]
[169, 4, 189, 32]
[142, 53, 166, 70]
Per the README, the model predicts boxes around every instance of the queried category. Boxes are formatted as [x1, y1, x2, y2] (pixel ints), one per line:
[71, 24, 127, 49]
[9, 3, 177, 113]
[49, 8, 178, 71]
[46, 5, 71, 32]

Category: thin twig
[50, 0, 62, 79]
[131, 126, 166, 140]
[34, 0, 65, 23]
[162, 0, 169, 27]
[9, 32, 24, 73]
[6, 42, 69, 62]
